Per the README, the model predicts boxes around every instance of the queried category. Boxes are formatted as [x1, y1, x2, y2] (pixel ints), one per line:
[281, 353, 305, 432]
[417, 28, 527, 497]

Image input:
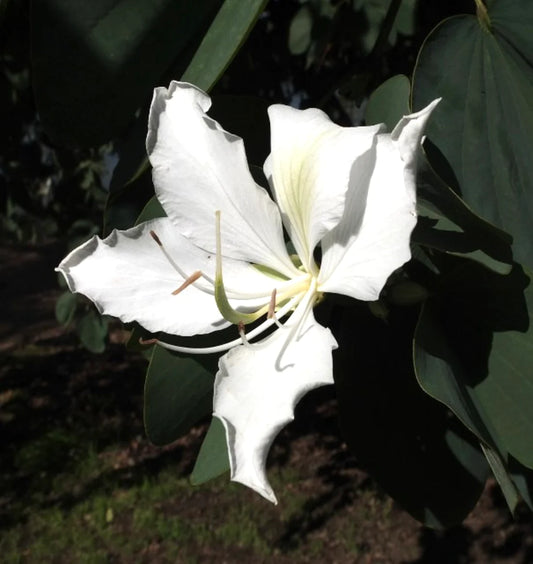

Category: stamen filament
[266, 289, 284, 329]
[275, 279, 318, 370]
[147, 292, 305, 355]
[238, 321, 252, 349]
[150, 230, 200, 286]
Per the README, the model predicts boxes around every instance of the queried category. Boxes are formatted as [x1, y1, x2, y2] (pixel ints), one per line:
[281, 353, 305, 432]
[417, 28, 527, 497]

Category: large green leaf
[144, 346, 217, 446]
[414, 156, 513, 274]
[335, 302, 488, 528]
[414, 260, 533, 472]
[31, 0, 220, 146]
[412, 0, 533, 270]
[364, 74, 513, 273]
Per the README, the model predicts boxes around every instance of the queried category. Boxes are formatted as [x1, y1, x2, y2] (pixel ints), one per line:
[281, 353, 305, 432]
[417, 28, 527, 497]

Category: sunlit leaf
[414, 155, 513, 274]
[413, 0, 533, 269]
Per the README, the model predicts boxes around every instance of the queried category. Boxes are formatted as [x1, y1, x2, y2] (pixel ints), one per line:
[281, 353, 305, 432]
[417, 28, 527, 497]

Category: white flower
[57, 81, 439, 504]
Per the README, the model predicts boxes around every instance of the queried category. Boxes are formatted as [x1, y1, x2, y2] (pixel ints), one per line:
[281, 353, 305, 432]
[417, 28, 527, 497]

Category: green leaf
[414, 155, 513, 274]
[55, 292, 78, 326]
[288, 5, 313, 55]
[103, 0, 267, 232]
[190, 417, 230, 485]
[76, 310, 108, 353]
[412, 1, 533, 270]
[509, 457, 533, 510]
[365, 74, 410, 131]
[335, 302, 488, 527]
[31, 0, 220, 146]
[144, 346, 216, 446]
[414, 260, 533, 471]
[481, 443, 520, 514]
[182, 0, 268, 91]
[134, 196, 166, 226]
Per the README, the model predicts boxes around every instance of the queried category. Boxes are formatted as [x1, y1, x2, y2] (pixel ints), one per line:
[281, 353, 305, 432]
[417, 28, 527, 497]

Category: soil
[1, 241, 533, 563]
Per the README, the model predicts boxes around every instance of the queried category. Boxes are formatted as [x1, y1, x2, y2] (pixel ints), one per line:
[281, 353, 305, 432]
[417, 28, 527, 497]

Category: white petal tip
[411, 97, 442, 118]
[232, 475, 278, 504]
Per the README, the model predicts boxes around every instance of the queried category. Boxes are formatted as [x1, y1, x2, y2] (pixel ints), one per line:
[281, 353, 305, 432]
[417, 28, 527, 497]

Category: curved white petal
[319, 100, 440, 300]
[213, 298, 337, 503]
[56, 218, 278, 337]
[265, 104, 383, 273]
[147, 81, 298, 278]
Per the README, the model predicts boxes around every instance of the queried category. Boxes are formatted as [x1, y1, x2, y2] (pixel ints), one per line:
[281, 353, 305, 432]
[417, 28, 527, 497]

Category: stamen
[267, 288, 284, 329]
[149, 230, 162, 246]
[150, 230, 189, 281]
[147, 292, 304, 355]
[150, 230, 208, 295]
[238, 321, 252, 349]
[172, 270, 202, 295]
[267, 289, 277, 319]
[275, 279, 318, 370]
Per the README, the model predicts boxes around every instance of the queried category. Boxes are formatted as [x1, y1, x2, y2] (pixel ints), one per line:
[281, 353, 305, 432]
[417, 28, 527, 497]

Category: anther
[172, 270, 202, 295]
[139, 337, 158, 346]
[150, 230, 162, 246]
[149, 230, 196, 285]
[266, 288, 285, 329]
[267, 289, 277, 319]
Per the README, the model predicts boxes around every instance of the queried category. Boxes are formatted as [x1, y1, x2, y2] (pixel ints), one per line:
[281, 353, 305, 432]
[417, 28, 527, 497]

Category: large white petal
[213, 299, 337, 503]
[265, 104, 383, 273]
[146, 81, 298, 279]
[319, 100, 440, 300]
[56, 218, 279, 337]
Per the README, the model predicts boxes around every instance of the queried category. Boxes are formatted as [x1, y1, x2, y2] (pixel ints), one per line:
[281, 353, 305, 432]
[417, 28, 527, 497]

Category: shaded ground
[1, 241, 532, 563]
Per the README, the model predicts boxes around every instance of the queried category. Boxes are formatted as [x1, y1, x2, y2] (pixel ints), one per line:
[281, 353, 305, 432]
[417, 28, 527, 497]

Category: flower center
[142, 211, 319, 356]
[214, 210, 313, 326]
